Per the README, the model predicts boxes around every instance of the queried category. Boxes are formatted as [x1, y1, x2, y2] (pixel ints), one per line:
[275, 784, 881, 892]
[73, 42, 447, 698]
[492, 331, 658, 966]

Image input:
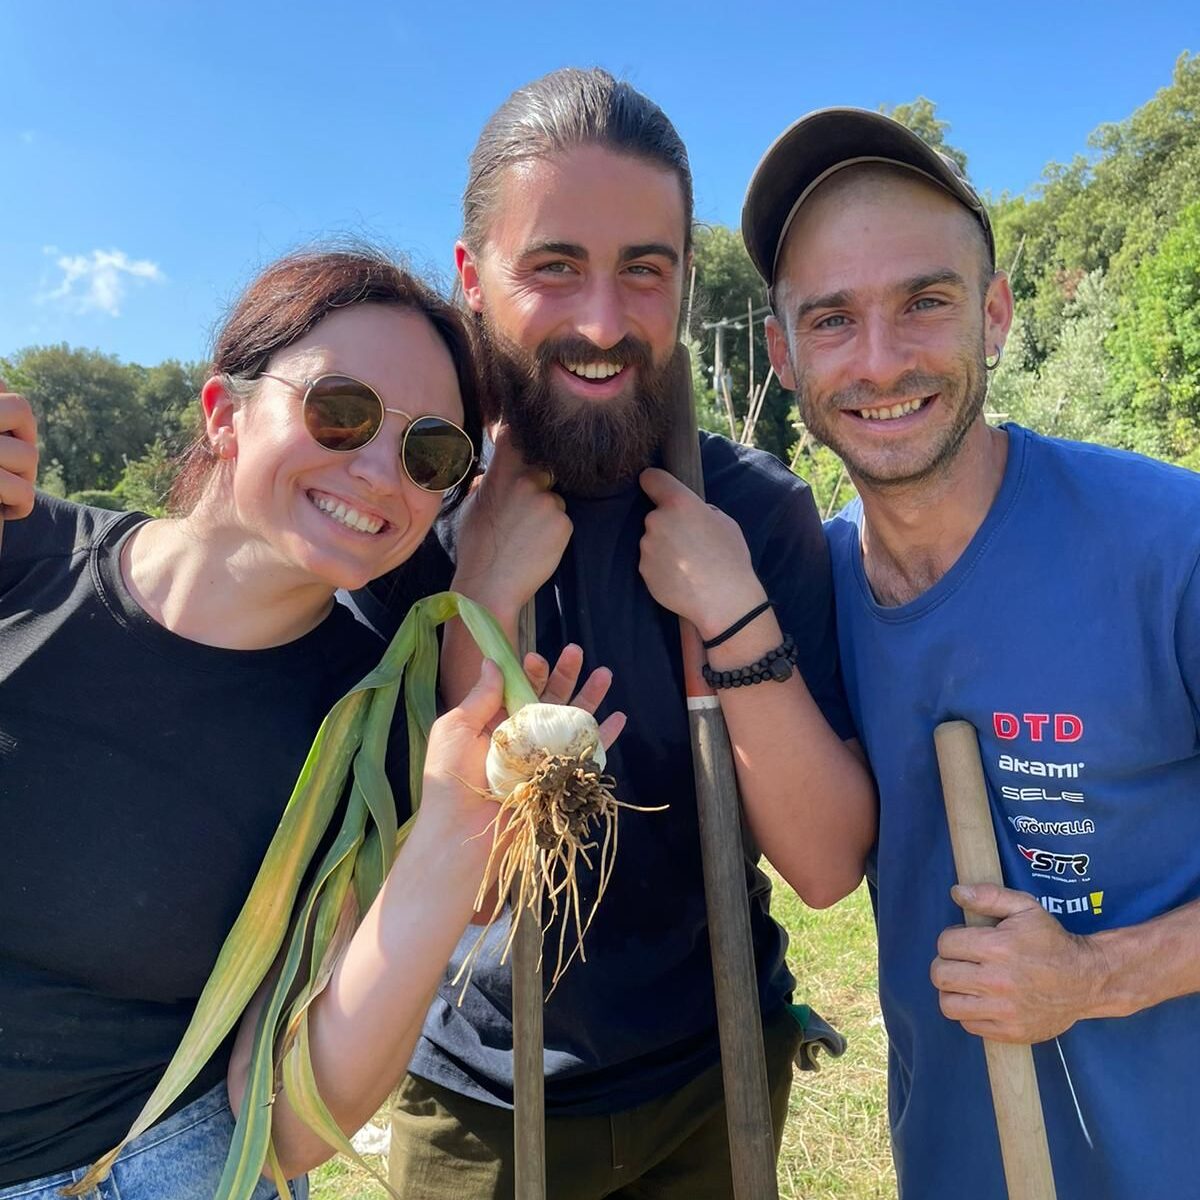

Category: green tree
[988, 52, 1200, 374]
[3, 345, 153, 493]
[132, 359, 206, 453]
[116, 438, 179, 516]
[689, 224, 790, 459]
[880, 96, 969, 174]
[1108, 200, 1200, 457]
[989, 271, 1119, 445]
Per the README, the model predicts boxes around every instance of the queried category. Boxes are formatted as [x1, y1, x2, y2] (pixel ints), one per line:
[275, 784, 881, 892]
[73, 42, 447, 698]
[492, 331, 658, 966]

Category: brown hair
[170, 245, 483, 513]
[461, 67, 694, 255]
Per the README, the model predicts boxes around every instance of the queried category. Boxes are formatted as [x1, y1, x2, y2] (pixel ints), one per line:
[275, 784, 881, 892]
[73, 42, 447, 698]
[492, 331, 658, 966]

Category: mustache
[828, 370, 956, 410]
[534, 334, 654, 373]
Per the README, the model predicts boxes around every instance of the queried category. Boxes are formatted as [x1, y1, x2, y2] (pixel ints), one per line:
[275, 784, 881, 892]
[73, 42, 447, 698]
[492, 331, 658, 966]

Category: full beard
[475, 317, 677, 497]
[794, 346, 989, 491]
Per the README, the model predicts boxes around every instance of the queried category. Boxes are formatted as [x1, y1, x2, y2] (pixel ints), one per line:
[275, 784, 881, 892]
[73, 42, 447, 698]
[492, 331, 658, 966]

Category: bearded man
[351, 68, 875, 1199]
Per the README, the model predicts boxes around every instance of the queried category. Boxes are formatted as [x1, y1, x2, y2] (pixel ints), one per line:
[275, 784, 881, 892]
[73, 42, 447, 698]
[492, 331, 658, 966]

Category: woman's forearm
[230, 804, 489, 1178]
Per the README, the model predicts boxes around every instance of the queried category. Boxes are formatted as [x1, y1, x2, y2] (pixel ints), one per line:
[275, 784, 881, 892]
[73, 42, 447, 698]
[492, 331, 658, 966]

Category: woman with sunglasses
[0, 246, 614, 1200]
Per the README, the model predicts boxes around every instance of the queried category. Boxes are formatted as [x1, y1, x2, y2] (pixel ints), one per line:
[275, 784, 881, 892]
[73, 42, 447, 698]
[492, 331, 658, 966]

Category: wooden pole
[512, 598, 546, 1200]
[934, 721, 1057, 1200]
[713, 323, 737, 441]
[660, 344, 780, 1200]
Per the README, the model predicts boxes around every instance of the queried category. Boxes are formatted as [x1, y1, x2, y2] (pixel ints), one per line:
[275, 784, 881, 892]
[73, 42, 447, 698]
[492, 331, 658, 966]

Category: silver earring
[984, 346, 1003, 371]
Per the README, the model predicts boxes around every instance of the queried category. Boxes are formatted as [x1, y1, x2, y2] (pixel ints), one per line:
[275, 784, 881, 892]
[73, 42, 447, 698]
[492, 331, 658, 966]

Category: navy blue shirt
[356, 432, 853, 1115]
[827, 425, 1200, 1199]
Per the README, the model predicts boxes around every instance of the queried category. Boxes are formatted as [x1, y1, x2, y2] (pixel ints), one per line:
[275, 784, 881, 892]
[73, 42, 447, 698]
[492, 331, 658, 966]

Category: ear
[765, 315, 798, 391]
[983, 270, 1015, 360]
[201, 376, 238, 460]
[455, 240, 486, 314]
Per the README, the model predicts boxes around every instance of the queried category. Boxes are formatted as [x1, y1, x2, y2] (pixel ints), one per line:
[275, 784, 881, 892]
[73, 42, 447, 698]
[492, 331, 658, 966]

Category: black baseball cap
[741, 107, 995, 286]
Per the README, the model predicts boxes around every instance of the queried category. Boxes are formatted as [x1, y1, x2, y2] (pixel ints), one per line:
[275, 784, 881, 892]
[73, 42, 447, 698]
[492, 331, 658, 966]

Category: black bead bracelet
[701, 635, 798, 690]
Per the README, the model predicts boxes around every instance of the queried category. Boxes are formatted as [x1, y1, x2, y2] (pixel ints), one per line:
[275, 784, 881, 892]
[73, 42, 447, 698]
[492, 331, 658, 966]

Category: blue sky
[2, 2, 1194, 367]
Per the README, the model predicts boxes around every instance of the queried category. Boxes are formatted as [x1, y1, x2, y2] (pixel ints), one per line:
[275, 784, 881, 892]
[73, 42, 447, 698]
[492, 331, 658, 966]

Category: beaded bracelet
[701, 635, 798, 690]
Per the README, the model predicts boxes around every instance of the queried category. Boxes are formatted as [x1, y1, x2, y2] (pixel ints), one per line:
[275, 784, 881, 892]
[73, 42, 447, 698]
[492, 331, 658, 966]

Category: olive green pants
[386, 1006, 802, 1200]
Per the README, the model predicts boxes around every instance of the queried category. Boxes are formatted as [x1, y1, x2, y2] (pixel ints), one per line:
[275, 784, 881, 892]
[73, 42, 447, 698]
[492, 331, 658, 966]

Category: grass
[310, 877, 895, 1199]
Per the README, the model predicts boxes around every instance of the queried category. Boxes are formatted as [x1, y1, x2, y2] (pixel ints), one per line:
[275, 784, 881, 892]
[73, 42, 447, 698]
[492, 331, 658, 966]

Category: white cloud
[39, 247, 166, 317]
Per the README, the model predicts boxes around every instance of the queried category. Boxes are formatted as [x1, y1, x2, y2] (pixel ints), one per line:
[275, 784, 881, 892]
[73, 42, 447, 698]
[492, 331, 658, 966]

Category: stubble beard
[474, 315, 678, 497]
[793, 342, 989, 493]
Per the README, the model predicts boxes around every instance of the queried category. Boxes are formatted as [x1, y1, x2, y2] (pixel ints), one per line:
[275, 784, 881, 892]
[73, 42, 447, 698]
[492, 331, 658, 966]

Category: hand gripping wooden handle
[934, 721, 1057, 1200]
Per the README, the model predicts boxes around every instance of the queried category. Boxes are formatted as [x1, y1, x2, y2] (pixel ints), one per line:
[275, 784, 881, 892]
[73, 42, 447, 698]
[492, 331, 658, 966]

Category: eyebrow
[790, 268, 969, 324]
[620, 242, 680, 266]
[519, 240, 679, 266]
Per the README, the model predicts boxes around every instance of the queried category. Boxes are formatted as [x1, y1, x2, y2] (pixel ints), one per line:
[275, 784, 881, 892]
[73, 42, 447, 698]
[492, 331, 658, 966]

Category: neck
[854, 420, 1009, 607]
[122, 512, 336, 650]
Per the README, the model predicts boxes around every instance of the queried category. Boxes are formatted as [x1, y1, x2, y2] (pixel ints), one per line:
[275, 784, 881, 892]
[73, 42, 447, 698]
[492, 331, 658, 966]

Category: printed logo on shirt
[1000, 785, 1086, 804]
[1039, 891, 1105, 917]
[997, 754, 1085, 779]
[1017, 844, 1091, 881]
[1009, 815, 1095, 836]
[993, 713, 1084, 742]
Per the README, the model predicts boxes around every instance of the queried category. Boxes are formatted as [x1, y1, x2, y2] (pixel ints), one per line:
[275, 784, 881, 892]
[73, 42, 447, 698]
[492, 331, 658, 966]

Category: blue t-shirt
[826, 424, 1200, 1199]
[355, 431, 855, 1115]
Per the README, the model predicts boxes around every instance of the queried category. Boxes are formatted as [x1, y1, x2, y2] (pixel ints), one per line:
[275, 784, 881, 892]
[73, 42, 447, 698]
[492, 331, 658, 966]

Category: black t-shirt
[0, 495, 402, 1186]
[355, 432, 854, 1115]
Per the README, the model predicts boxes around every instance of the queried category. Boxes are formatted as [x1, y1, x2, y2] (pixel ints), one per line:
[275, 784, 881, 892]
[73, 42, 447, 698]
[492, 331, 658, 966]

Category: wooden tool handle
[934, 720, 1057, 1200]
[661, 344, 780, 1200]
[512, 597, 546, 1200]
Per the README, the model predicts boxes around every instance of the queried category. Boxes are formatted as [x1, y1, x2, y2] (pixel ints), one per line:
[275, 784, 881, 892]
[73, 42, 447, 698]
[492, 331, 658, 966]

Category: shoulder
[699, 431, 815, 521]
[1014, 425, 1200, 511]
[822, 498, 863, 561]
[2, 491, 142, 568]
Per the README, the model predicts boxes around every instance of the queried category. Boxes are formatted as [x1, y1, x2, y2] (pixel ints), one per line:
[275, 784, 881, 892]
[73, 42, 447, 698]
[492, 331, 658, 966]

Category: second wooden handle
[934, 720, 1057, 1200]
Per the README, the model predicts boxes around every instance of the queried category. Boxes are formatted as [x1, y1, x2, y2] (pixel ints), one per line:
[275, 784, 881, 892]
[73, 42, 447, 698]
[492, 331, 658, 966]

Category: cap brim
[741, 107, 992, 284]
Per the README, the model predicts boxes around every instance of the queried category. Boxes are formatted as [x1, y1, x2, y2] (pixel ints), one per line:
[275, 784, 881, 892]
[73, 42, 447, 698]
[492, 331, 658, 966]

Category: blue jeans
[0, 1084, 309, 1200]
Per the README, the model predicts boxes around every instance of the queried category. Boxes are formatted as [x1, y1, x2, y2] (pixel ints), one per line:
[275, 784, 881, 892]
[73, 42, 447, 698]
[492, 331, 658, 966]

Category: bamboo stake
[661, 344, 780, 1200]
[747, 297, 755, 403]
[788, 427, 812, 473]
[821, 465, 847, 522]
[713, 324, 737, 441]
[512, 598, 546, 1200]
[934, 721, 1057, 1200]
[742, 367, 776, 448]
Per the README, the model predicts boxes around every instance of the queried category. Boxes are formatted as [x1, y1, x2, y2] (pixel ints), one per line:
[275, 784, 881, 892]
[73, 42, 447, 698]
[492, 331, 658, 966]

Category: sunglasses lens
[403, 416, 475, 492]
[303, 377, 382, 451]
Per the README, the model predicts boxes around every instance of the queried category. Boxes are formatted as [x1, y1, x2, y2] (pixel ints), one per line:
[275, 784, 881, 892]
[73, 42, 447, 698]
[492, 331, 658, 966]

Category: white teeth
[858, 397, 927, 421]
[563, 360, 623, 381]
[311, 493, 384, 535]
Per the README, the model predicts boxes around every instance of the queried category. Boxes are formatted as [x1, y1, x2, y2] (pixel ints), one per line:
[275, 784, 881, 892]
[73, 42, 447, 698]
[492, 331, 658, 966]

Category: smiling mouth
[560, 359, 627, 383]
[308, 490, 387, 535]
[850, 395, 935, 421]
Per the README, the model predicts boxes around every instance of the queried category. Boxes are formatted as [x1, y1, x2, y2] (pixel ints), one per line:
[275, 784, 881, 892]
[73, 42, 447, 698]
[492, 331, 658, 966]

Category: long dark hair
[170, 245, 483, 513]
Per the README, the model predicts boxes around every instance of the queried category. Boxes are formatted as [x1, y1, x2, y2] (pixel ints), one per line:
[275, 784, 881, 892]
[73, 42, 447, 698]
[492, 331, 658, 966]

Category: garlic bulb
[457, 700, 665, 994]
[485, 702, 606, 794]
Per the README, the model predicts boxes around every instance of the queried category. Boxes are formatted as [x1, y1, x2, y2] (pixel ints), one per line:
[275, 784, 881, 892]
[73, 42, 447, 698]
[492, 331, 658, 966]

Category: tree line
[4, 52, 1197, 516]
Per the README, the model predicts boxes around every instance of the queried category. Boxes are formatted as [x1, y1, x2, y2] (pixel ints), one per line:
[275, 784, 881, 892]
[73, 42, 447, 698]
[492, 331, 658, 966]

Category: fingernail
[955, 885, 975, 902]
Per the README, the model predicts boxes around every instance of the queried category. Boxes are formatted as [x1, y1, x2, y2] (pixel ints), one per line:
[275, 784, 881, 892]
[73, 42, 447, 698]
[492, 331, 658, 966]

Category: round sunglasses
[259, 372, 476, 493]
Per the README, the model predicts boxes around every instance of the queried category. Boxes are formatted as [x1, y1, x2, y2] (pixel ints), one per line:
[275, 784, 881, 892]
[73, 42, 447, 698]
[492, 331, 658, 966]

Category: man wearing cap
[741, 107, 1200, 1197]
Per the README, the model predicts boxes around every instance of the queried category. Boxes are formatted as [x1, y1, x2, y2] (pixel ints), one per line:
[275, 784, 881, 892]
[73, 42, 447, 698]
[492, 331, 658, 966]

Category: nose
[854, 313, 918, 390]
[571, 275, 628, 350]
[346, 424, 405, 495]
